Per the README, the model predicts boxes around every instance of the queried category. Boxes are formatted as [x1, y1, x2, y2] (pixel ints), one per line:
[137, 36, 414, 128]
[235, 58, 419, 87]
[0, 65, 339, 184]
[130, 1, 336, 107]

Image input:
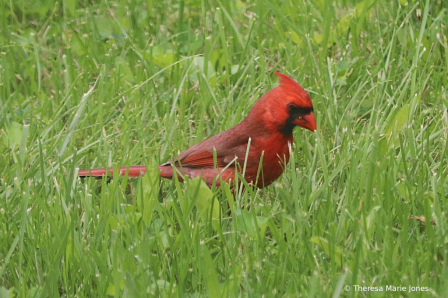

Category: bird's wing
[163, 128, 251, 168]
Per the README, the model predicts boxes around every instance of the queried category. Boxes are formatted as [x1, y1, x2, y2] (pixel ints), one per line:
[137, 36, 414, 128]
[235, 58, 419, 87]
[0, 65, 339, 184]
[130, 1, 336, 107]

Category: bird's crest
[273, 72, 312, 107]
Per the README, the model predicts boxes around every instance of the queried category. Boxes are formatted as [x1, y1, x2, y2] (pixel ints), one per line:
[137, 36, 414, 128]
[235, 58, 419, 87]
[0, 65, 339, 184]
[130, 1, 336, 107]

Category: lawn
[1, 0, 447, 297]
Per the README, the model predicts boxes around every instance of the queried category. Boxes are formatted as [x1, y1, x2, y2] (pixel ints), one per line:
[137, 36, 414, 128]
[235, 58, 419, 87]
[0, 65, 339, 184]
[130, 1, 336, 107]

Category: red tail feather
[78, 166, 147, 177]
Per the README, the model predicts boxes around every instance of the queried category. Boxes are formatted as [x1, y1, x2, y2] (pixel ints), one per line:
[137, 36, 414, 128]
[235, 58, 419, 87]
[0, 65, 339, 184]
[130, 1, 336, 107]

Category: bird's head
[251, 72, 316, 136]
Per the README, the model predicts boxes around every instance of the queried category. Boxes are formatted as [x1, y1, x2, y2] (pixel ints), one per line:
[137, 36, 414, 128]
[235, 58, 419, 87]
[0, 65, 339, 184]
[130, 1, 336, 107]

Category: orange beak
[294, 111, 317, 132]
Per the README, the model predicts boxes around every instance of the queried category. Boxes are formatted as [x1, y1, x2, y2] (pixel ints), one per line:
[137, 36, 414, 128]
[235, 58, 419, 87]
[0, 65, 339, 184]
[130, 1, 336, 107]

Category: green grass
[1, 0, 448, 296]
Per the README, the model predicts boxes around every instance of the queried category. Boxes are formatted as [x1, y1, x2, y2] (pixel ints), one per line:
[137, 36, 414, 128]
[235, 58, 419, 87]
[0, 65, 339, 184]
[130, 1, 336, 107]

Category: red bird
[78, 72, 316, 188]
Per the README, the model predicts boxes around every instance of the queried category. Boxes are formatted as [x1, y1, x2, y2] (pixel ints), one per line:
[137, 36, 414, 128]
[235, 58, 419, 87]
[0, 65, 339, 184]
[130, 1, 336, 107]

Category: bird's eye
[287, 103, 314, 117]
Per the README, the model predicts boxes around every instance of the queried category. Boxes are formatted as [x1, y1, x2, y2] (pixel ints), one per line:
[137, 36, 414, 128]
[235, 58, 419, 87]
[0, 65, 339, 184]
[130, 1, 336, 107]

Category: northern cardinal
[78, 72, 316, 188]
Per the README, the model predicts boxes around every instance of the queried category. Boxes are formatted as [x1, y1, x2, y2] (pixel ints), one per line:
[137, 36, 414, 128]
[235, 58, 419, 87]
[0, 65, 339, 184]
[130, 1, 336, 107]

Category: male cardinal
[78, 72, 316, 188]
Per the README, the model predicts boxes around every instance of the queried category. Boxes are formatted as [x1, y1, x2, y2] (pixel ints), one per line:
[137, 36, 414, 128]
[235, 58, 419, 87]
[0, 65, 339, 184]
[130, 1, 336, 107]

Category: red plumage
[78, 72, 316, 188]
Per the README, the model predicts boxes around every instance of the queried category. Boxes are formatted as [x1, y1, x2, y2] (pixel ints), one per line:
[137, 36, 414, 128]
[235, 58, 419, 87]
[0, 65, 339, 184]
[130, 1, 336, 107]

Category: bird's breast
[248, 134, 293, 188]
